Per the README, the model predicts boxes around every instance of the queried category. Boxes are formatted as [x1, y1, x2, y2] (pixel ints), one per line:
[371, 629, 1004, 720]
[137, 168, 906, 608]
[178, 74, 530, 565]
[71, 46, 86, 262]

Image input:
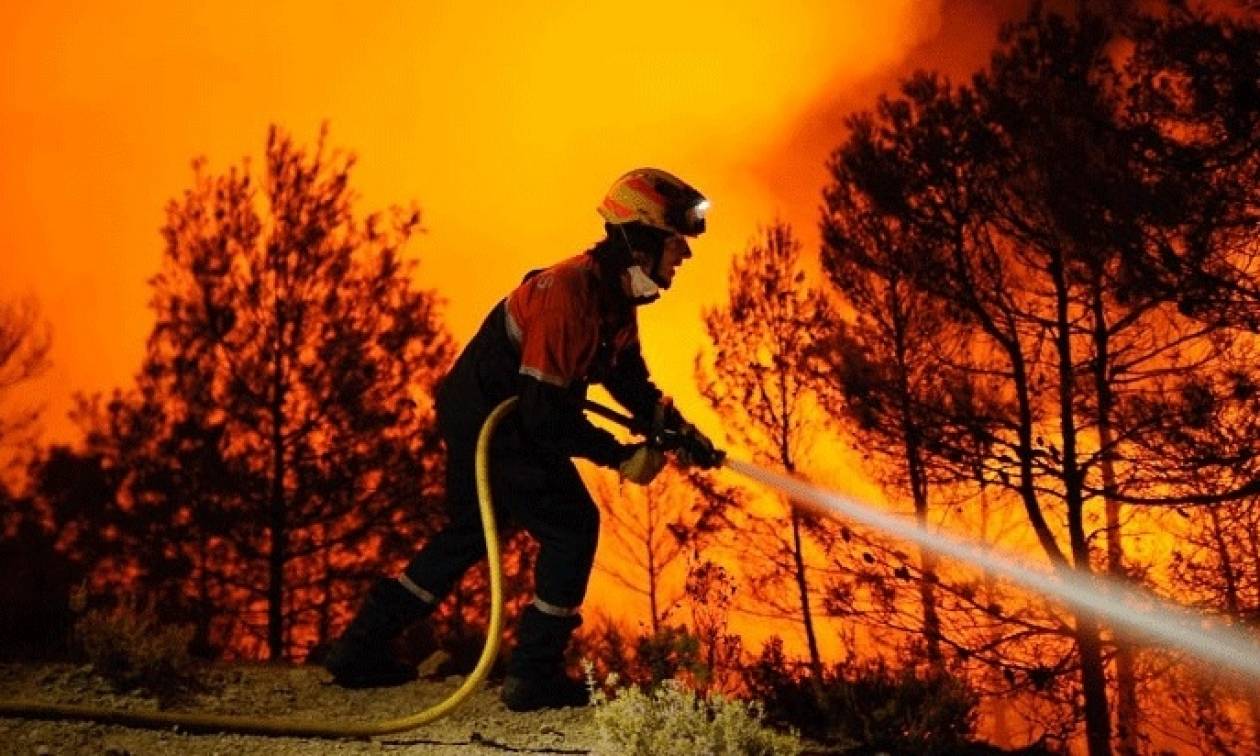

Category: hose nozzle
[651, 425, 726, 469]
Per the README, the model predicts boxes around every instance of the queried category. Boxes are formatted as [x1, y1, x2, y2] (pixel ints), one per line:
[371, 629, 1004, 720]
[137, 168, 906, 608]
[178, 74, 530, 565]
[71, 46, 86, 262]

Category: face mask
[626, 265, 661, 300]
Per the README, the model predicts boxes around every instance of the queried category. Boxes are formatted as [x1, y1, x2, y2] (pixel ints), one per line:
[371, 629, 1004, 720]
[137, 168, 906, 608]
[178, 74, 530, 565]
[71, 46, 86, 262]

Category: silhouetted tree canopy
[697, 220, 835, 678]
[0, 297, 51, 477]
[818, 4, 1259, 754]
[55, 125, 456, 660]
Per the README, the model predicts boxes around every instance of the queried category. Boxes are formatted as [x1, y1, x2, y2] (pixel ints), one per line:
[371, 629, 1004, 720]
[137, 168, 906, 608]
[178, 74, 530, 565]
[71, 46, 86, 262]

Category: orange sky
[0, 1, 1027, 447]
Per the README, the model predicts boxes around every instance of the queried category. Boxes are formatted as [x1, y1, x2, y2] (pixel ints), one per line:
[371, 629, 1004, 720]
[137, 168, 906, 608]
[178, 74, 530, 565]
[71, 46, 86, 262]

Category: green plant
[72, 592, 199, 699]
[587, 663, 801, 756]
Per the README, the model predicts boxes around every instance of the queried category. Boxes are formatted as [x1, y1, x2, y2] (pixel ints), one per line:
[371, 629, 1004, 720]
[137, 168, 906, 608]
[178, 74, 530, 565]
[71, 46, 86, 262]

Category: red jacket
[435, 249, 663, 468]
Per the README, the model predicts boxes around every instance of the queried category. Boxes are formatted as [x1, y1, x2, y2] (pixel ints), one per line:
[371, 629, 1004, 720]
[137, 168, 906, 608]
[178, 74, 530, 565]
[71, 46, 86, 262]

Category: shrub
[569, 613, 635, 683]
[745, 638, 979, 754]
[72, 591, 199, 699]
[633, 624, 706, 689]
[573, 618, 709, 690]
[587, 664, 801, 756]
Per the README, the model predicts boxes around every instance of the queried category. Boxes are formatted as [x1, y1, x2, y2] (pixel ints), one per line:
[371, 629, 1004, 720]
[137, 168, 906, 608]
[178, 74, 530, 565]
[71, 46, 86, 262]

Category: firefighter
[324, 168, 722, 711]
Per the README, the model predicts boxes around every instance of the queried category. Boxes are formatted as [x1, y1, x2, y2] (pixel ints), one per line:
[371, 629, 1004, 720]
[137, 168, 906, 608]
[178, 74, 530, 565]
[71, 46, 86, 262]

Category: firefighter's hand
[618, 443, 666, 485]
[675, 424, 725, 469]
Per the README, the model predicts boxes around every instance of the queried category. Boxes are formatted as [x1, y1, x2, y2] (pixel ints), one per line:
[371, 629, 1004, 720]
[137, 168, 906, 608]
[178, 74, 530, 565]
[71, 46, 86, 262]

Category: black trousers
[402, 394, 600, 612]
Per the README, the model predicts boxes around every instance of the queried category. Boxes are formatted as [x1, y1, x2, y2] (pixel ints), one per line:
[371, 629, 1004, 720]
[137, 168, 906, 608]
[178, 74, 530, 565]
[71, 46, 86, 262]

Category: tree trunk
[267, 318, 287, 661]
[890, 285, 943, 666]
[1051, 247, 1110, 756]
[1091, 266, 1138, 756]
[267, 431, 286, 660]
[1067, 473, 1112, 756]
[1067, 490, 1114, 756]
[1067, 475, 1112, 753]
[1076, 613, 1113, 756]
[905, 438, 941, 666]
[1102, 451, 1139, 756]
[915, 536, 943, 665]
[647, 549, 660, 636]
[978, 486, 1011, 747]
[790, 508, 823, 678]
[317, 525, 332, 650]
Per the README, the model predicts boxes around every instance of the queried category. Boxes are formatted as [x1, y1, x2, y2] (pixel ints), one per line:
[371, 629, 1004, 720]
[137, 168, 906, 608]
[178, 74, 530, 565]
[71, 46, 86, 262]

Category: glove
[618, 443, 667, 485]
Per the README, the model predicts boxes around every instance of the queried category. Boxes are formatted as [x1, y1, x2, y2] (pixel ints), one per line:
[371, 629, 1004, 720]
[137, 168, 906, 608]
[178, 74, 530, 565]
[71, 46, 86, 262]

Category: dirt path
[0, 662, 602, 755]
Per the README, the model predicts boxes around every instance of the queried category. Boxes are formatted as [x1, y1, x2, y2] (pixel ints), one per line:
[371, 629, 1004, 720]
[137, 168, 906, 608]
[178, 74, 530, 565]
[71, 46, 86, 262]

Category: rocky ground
[0, 661, 603, 755]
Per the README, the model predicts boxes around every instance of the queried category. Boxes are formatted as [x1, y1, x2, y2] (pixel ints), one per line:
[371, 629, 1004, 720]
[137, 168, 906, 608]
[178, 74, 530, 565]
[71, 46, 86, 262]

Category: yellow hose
[0, 397, 518, 739]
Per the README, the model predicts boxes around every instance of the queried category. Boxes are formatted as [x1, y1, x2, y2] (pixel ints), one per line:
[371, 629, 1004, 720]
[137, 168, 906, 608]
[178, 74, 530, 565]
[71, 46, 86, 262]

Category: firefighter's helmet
[597, 168, 709, 237]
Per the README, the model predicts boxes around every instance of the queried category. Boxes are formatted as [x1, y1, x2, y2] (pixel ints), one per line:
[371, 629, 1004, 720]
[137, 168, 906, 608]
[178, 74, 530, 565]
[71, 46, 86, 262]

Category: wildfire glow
[0, 1, 1000, 448]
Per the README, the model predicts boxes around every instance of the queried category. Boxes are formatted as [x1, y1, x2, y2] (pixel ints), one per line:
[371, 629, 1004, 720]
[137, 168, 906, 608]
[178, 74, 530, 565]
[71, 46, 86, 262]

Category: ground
[0, 661, 602, 755]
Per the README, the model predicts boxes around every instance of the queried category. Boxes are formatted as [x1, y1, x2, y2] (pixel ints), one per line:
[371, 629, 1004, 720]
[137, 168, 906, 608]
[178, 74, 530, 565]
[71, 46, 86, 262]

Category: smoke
[751, 0, 1036, 250]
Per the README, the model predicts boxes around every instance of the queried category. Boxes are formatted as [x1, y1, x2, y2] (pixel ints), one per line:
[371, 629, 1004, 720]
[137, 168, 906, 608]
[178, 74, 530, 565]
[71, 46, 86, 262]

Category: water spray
[583, 399, 1260, 683]
[725, 456, 1260, 683]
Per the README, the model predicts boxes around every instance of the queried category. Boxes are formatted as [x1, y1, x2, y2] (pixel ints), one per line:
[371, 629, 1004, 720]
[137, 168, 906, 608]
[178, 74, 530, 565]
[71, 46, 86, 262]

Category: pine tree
[83, 125, 455, 660]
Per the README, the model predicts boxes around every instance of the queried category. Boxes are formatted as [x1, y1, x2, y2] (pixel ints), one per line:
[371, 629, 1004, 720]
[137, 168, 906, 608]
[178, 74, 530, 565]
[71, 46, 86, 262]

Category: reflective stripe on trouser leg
[532, 596, 580, 618]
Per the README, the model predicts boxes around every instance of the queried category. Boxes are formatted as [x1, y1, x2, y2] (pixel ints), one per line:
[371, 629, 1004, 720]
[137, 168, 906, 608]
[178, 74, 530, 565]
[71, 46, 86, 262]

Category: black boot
[325, 578, 434, 688]
[501, 605, 589, 712]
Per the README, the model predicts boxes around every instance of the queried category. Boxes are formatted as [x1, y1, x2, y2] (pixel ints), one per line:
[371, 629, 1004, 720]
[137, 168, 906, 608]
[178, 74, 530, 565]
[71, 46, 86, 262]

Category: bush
[587, 665, 801, 756]
[72, 591, 199, 699]
[573, 618, 709, 690]
[745, 639, 979, 754]
[569, 613, 635, 684]
[634, 625, 706, 689]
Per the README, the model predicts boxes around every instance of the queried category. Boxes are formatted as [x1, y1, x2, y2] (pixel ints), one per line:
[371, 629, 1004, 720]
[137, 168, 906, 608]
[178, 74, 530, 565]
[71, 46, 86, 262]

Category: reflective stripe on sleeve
[397, 574, 438, 605]
[504, 307, 523, 349]
[532, 596, 581, 617]
[520, 366, 568, 387]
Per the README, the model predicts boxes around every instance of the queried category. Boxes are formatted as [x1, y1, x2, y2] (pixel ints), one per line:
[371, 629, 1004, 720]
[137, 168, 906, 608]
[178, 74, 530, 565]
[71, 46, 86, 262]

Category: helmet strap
[614, 225, 663, 303]
[616, 224, 669, 285]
